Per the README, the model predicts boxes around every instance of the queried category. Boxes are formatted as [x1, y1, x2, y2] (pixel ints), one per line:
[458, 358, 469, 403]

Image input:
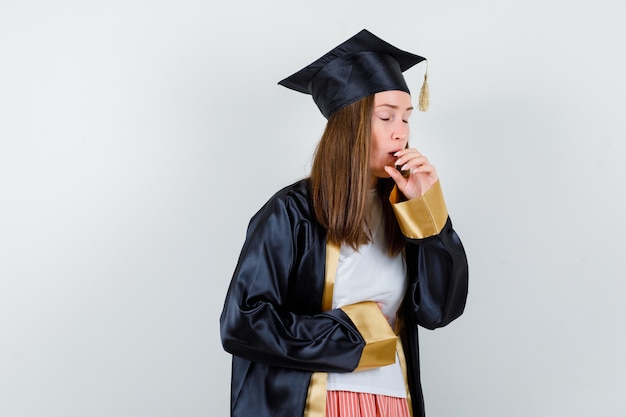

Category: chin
[376, 167, 392, 178]
[373, 173, 391, 181]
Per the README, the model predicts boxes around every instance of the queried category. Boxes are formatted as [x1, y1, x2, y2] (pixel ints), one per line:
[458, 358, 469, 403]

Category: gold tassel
[418, 62, 429, 112]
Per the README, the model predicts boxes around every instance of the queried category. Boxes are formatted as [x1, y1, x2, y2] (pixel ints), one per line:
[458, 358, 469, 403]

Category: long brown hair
[309, 95, 405, 256]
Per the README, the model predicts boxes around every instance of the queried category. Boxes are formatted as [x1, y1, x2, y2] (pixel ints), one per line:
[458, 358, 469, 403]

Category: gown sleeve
[390, 180, 469, 330]
[220, 187, 397, 373]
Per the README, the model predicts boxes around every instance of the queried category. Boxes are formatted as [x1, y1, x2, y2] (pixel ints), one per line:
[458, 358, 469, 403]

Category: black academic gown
[220, 178, 468, 417]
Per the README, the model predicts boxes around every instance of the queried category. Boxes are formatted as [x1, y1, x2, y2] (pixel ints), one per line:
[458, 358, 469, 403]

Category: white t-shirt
[326, 189, 407, 398]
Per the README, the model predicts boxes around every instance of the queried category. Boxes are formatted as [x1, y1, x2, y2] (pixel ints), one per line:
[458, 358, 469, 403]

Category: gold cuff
[390, 180, 448, 239]
[341, 301, 397, 371]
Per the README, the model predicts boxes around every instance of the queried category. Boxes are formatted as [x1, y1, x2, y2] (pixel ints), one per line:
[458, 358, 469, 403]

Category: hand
[376, 302, 393, 327]
[384, 148, 438, 200]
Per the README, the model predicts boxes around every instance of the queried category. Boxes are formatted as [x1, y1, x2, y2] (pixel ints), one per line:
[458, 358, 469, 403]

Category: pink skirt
[326, 390, 410, 417]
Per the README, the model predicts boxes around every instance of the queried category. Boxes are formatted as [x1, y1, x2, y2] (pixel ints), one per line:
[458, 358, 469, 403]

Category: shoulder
[250, 178, 315, 226]
[269, 178, 311, 206]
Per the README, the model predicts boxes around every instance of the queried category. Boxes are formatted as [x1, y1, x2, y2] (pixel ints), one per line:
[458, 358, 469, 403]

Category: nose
[392, 120, 409, 141]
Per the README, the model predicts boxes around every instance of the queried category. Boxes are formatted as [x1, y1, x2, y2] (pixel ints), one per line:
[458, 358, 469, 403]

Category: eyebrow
[375, 104, 414, 111]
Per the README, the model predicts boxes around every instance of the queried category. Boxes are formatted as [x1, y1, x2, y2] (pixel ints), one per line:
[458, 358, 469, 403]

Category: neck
[369, 175, 378, 189]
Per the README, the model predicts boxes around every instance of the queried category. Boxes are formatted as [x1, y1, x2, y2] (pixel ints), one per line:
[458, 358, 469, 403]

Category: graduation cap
[278, 29, 429, 119]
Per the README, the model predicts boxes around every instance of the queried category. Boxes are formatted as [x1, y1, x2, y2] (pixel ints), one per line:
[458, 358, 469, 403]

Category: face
[369, 90, 413, 184]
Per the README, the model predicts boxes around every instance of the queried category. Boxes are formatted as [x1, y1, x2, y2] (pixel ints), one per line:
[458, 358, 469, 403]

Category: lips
[388, 149, 402, 163]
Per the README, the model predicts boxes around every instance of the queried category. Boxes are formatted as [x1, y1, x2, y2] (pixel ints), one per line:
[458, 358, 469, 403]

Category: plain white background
[1, 1, 625, 416]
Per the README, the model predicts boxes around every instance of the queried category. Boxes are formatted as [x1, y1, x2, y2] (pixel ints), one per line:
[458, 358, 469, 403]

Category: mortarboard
[278, 29, 429, 119]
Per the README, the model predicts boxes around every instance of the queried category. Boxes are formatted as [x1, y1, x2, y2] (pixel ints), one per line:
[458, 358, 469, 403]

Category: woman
[220, 29, 468, 417]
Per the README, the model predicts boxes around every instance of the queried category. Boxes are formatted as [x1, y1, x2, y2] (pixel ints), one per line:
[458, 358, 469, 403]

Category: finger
[398, 156, 430, 172]
[409, 163, 437, 175]
[394, 149, 423, 166]
[384, 165, 408, 185]
[394, 148, 422, 158]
